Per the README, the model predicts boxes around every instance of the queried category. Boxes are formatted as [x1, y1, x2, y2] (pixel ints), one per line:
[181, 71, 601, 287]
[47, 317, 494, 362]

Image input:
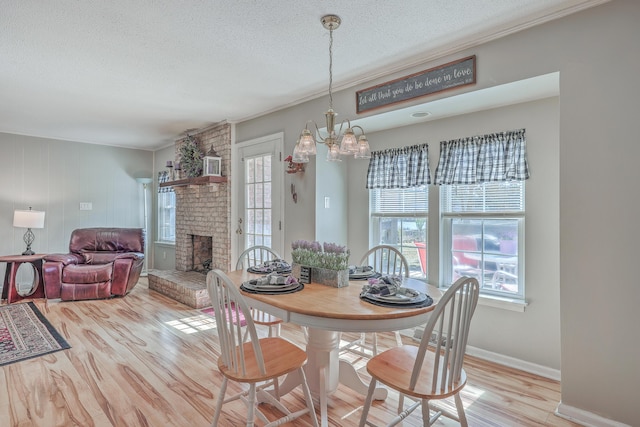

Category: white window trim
[478, 293, 528, 312]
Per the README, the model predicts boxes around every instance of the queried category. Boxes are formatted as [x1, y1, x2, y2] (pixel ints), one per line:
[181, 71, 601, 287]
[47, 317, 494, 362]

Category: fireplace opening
[190, 234, 213, 273]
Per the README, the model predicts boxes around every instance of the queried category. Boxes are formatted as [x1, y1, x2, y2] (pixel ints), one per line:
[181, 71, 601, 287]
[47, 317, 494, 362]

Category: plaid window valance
[434, 129, 529, 185]
[366, 143, 430, 189]
[158, 171, 174, 193]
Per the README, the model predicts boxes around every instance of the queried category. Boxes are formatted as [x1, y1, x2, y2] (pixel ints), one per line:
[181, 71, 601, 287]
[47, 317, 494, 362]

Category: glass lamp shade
[354, 135, 372, 159]
[339, 128, 358, 154]
[298, 129, 317, 155]
[326, 144, 342, 162]
[292, 142, 310, 163]
[13, 209, 45, 229]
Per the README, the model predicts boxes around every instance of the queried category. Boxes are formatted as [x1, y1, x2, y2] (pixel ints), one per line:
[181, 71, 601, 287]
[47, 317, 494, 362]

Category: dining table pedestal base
[277, 327, 388, 427]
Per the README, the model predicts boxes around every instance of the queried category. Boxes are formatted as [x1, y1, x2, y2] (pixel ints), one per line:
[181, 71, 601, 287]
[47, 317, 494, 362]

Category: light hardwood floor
[1, 279, 579, 427]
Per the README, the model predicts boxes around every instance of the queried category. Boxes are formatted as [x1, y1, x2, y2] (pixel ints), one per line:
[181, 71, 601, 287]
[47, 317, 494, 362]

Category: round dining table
[225, 269, 441, 427]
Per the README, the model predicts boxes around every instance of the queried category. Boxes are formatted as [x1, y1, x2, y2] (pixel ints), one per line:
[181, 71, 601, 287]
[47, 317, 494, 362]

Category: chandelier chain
[328, 25, 333, 111]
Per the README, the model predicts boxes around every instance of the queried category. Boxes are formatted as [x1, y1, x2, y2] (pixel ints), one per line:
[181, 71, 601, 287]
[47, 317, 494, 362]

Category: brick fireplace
[149, 121, 232, 308]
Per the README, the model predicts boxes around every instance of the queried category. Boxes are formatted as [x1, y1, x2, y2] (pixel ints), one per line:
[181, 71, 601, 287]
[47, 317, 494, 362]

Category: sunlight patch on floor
[165, 314, 216, 334]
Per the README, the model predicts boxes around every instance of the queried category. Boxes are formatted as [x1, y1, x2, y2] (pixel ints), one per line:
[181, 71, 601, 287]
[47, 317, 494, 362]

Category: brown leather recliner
[43, 227, 145, 301]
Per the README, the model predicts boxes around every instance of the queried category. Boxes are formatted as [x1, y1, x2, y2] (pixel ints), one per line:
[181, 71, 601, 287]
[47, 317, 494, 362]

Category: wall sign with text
[356, 55, 476, 114]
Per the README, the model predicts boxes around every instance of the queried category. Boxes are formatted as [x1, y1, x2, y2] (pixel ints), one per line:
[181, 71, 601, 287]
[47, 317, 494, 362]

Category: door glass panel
[244, 153, 273, 251]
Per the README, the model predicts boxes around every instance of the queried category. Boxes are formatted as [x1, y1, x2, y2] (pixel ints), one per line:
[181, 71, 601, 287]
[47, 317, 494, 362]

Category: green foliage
[179, 135, 203, 178]
[291, 240, 350, 271]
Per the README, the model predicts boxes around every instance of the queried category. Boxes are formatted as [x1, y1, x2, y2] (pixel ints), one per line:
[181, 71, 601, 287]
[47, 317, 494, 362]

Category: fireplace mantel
[159, 175, 227, 188]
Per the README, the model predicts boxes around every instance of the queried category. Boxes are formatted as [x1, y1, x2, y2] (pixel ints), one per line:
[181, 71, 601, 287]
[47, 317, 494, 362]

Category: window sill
[154, 241, 176, 247]
[477, 294, 528, 312]
[431, 281, 527, 312]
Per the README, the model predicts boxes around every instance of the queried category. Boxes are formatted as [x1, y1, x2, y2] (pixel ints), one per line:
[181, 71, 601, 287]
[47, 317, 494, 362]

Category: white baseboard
[465, 345, 561, 381]
[555, 402, 631, 427]
[403, 328, 561, 381]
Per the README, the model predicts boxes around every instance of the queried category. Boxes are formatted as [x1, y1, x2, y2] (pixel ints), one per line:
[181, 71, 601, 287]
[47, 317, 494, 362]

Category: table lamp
[13, 207, 46, 255]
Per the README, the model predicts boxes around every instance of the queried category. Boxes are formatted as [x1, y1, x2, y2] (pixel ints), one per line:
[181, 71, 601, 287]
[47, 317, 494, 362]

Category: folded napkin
[349, 265, 374, 275]
[249, 259, 291, 273]
[247, 272, 299, 287]
[360, 275, 403, 297]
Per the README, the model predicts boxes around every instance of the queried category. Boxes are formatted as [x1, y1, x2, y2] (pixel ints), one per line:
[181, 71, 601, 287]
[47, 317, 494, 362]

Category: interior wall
[315, 144, 348, 247]
[0, 132, 153, 272]
[554, 2, 639, 423]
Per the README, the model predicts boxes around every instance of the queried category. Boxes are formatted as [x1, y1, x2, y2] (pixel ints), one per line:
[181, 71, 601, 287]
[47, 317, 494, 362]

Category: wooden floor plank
[0, 279, 579, 427]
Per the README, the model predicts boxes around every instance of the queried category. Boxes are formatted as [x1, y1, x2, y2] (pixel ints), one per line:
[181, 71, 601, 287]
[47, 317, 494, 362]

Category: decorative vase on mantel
[292, 263, 349, 288]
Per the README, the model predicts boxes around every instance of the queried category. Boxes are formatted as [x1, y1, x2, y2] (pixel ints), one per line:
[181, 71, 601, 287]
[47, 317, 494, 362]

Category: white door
[235, 133, 284, 258]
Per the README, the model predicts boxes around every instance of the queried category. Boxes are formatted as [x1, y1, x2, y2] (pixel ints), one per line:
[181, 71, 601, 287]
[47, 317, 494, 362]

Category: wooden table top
[225, 269, 441, 324]
[0, 253, 47, 263]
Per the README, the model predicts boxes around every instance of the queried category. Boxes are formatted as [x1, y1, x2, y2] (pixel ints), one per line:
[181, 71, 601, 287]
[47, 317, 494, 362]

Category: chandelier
[292, 15, 371, 163]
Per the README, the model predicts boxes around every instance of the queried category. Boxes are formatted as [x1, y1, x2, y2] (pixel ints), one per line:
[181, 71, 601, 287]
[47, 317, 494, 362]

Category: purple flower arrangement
[291, 240, 350, 271]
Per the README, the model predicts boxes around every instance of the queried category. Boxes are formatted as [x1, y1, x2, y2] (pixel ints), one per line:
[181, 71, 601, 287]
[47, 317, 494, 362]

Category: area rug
[0, 302, 70, 367]
[201, 304, 246, 326]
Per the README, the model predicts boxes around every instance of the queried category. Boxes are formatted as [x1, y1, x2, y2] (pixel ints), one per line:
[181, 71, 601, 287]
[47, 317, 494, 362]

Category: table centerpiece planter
[291, 240, 350, 288]
[292, 263, 349, 288]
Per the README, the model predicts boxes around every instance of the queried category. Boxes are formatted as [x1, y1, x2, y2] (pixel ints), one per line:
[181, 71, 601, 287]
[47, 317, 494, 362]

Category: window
[441, 181, 524, 298]
[157, 191, 176, 243]
[370, 185, 428, 278]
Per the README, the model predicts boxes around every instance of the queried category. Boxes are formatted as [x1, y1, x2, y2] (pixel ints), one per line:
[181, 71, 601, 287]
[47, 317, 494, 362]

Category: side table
[0, 254, 47, 304]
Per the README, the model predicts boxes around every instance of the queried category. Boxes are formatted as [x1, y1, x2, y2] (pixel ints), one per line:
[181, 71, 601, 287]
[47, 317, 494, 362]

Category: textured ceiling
[0, 0, 605, 150]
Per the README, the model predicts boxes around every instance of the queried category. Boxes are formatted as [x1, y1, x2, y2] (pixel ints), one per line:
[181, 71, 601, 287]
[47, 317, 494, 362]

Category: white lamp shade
[13, 209, 45, 229]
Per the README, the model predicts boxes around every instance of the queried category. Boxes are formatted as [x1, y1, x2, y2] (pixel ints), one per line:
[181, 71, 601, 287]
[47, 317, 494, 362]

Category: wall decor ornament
[179, 135, 203, 178]
[284, 155, 305, 174]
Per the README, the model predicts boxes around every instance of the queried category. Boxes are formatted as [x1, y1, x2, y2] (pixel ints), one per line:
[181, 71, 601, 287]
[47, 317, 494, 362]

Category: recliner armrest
[114, 252, 144, 261]
[43, 253, 83, 265]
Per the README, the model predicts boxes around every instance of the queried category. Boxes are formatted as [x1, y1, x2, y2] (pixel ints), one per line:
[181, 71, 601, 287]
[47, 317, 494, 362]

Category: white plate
[365, 289, 427, 305]
[350, 271, 376, 278]
[242, 281, 300, 292]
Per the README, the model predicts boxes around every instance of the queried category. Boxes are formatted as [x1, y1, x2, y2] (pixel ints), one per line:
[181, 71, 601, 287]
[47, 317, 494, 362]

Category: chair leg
[454, 392, 468, 427]
[246, 383, 256, 427]
[372, 332, 378, 356]
[298, 367, 319, 427]
[211, 378, 228, 427]
[421, 399, 431, 426]
[272, 375, 280, 400]
[267, 322, 281, 338]
[358, 378, 378, 427]
[394, 331, 403, 347]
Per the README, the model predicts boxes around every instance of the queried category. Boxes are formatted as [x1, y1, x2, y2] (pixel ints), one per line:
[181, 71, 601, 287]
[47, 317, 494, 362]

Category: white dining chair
[236, 245, 284, 338]
[359, 276, 480, 427]
[340, 245, 410, 358]
[206, 269, 319, 427]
